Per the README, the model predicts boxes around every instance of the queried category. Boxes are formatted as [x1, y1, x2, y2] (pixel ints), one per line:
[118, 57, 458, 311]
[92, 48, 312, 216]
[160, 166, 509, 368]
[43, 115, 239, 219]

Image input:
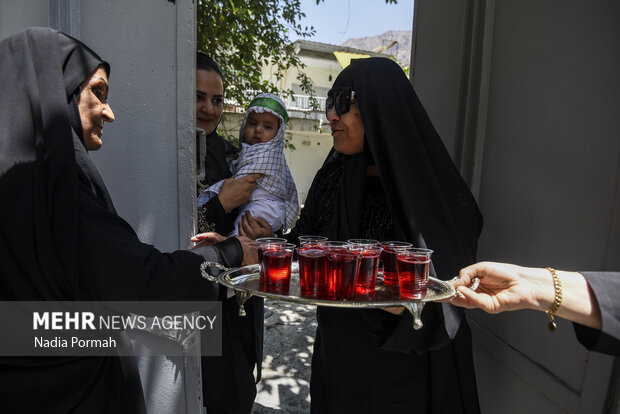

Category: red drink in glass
[299, 242, 325, 250]
[380, 241, 412, 286]
[354, 248, 381, 296]
[381, 249, 399, 286]
[396, 251, 431, 299]
[297, 247, 328, 298]
[258, 241, 289, 291]
[263, 249, 293, 294]
[326, 249, 360, 300]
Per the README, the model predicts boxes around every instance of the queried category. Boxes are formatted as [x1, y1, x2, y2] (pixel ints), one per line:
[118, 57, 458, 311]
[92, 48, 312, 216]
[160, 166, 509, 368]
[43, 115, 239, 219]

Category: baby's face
[243, 111, 279, 145]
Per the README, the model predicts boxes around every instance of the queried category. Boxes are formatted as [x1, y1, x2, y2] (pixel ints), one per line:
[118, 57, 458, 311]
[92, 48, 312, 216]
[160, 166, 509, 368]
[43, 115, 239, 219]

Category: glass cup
[396, 247, 433, 300]
[256, 238, 288, 288]
[324, 242, 360, 300]
[296, 246, 328, 298]
[380, 241, 413, 286]
[346, 239, 380, 248]
[256, 237, 287, 245]
[298, 235, 328, 248]
[321, 241, 349, 250]
[259, 243, 295, 294]
[350, 245, 382, 297]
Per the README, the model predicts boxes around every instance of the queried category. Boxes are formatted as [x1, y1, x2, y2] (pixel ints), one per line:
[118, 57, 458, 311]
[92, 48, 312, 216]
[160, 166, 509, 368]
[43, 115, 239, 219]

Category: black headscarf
[0, 27, 223, 413]
[0, 27, 92, 301]
[0, 27, 120, 301]
[327, 57, 482, 279]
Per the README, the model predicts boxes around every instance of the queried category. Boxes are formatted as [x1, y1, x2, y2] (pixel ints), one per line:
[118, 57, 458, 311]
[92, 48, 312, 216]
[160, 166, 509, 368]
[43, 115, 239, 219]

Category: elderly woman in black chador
[283, 58, 484, 413]
[0, 27, 254, 413]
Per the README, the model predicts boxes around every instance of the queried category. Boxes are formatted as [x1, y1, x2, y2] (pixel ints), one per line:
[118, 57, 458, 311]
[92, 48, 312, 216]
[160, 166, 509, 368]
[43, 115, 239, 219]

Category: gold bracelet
[545, 267, 563, 332]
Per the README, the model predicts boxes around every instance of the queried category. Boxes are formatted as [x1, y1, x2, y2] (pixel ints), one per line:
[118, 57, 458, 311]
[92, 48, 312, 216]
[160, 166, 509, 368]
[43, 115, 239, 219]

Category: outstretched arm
[450, 261, 602, 330]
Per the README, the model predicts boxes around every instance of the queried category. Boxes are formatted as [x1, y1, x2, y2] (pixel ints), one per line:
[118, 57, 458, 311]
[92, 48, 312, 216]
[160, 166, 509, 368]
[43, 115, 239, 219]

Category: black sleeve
[573, 325, 620, 356]
[77, 181, 221, 302]
[572, 271, 620, 356]
[193, 236, 243, 269]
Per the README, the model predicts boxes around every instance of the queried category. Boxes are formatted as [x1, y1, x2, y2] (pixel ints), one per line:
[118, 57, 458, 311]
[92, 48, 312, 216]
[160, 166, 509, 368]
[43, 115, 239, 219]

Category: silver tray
[201, 263, 455, 330]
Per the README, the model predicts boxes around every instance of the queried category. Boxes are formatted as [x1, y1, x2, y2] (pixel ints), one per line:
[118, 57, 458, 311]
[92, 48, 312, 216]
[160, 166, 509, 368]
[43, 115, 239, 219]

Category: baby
[198, 92, 298, 236]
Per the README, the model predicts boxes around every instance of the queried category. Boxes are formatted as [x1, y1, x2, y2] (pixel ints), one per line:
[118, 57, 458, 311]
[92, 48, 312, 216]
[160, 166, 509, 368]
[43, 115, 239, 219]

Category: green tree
[197, 0, 315, 110]
[197, 0, 398, 109]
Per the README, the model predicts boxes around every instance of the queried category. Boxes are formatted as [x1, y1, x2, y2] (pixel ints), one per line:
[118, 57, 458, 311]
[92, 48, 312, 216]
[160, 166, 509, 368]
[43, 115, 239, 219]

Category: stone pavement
[252, 301, 317, 413]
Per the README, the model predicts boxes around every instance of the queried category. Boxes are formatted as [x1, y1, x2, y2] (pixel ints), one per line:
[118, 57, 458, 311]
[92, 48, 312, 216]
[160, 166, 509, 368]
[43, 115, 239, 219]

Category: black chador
[0, 28, 239, 413]
[286, 57, 483, 414]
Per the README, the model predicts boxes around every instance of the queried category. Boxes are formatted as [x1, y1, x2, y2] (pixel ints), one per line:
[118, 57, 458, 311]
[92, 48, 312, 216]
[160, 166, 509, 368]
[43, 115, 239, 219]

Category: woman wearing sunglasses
[243, 57, 482, 413]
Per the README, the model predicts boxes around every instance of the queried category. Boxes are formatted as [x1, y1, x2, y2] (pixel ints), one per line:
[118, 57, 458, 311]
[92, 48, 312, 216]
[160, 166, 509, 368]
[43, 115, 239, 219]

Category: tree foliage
[197, 0, 315, 108]
[197, 0, 398, 108]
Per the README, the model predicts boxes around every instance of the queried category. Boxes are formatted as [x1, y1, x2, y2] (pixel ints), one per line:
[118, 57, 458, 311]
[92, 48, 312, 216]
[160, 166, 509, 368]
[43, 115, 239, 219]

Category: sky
[287, 0, 414, 45]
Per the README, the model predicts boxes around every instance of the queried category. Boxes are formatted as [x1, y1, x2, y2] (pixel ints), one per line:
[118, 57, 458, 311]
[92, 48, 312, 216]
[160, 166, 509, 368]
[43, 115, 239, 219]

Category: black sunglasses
[325, 87, 356, 118]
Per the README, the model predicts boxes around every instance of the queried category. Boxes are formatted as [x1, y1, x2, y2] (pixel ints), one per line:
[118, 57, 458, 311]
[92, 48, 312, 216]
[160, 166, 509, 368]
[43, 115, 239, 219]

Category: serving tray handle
[199, 261, 229, 282]
[200, 261, 253, 316]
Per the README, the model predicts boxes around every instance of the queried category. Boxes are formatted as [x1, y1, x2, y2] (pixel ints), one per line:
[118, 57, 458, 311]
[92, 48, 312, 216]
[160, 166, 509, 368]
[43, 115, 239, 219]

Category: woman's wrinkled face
[78, 66, 114, 151]
[327, 99, 364, 155]
[196, 69, 224, 134]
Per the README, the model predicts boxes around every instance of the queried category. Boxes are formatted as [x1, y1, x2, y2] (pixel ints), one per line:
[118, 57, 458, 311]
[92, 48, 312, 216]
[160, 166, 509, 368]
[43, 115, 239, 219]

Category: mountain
[341, 30, 412, 65]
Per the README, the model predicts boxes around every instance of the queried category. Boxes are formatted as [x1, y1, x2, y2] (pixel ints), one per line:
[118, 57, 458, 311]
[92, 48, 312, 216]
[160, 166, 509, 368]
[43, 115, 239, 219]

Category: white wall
[82, 0, 197, 252]
[263, 55, 340, 97]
